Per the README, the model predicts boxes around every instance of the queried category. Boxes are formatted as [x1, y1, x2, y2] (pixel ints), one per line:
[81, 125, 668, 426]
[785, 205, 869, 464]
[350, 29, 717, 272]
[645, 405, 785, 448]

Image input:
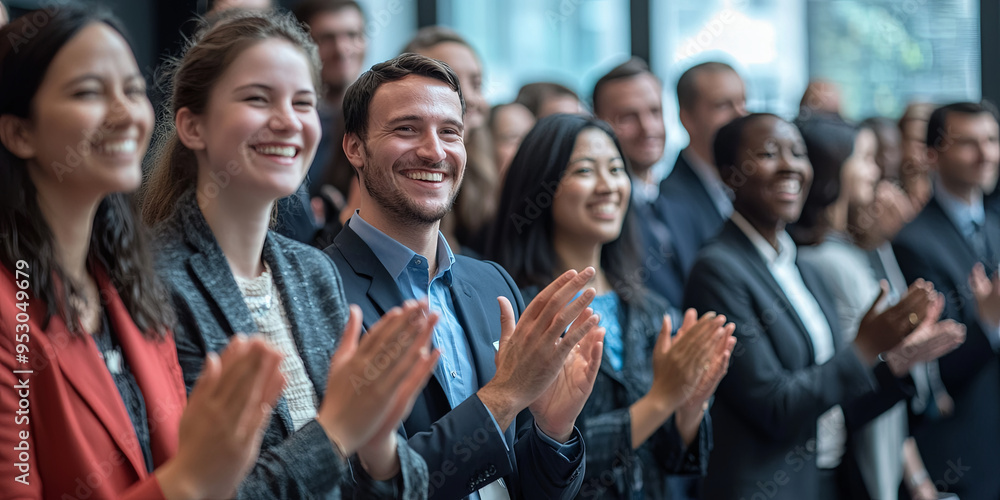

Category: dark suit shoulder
[689, 236, 742, 275]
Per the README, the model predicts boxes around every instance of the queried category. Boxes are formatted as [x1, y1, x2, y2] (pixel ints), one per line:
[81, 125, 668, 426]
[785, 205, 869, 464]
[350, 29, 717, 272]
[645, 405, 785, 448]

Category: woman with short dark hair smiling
[684, 113, 936, 499]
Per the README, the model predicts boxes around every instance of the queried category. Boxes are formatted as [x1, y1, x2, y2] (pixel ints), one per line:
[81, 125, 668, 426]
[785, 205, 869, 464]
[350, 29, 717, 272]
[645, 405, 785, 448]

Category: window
[437, 0, 630, 105]
[807, 0, 981, 121]
[652, 0, 809, 171]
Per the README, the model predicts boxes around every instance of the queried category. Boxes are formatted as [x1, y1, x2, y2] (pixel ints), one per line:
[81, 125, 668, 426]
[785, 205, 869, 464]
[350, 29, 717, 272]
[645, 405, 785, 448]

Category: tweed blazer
[153, 191, 428, 500]
[521, 286, 710, 500]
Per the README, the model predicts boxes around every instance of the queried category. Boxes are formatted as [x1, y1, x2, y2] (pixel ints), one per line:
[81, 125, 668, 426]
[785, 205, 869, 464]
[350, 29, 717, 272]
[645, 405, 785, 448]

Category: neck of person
[938, 175, 981, 205]
[826, 196, 849, 235]
[735, 204, 783, 252]
[358, 200, 441, 277]
[196, 178, 271, 280]
[30, 169, 100, 285]
[630, 161, 657, 185]
[554, 237, 610, 295]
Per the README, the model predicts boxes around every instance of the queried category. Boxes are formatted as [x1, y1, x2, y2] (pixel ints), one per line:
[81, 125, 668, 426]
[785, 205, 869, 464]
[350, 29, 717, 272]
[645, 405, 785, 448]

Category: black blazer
[325, 223, 585, 500]
[684, 221, 894, 499]
[659, 152, 727, 260]
[893, 198, 1000, 500]
[521, 286, 709, 499]
[154, 192, 427, 500]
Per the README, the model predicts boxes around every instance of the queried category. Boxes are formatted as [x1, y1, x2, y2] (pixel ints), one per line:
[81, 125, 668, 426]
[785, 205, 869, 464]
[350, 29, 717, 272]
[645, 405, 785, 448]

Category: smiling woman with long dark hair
[488, 113, 735, 499]
[0, 6, 285, 499]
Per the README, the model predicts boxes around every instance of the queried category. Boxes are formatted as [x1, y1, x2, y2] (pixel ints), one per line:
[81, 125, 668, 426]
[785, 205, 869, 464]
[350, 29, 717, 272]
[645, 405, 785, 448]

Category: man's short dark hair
[402, 25, 473, 54]
[292, 0, 364, 27]
[343, 53, 465, 140]
[676, 61, 737, 111]
[926, 101, 999, 150]
[514, 82, 579, 118]
[591, 57, 659, 116]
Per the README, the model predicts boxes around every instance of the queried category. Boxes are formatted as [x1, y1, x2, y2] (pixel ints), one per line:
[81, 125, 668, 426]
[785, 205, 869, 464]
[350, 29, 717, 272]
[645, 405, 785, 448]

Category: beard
[361, 156, 462, 226]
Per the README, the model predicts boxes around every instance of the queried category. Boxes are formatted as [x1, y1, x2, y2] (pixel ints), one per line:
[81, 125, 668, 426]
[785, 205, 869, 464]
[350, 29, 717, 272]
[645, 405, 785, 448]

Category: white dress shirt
[731, 213, 846, 469]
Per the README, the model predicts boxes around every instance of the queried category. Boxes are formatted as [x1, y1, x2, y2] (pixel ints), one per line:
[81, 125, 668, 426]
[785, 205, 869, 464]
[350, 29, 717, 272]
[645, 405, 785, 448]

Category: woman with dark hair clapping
[0, 6, 286, 499]
[488, 113, 735, 499]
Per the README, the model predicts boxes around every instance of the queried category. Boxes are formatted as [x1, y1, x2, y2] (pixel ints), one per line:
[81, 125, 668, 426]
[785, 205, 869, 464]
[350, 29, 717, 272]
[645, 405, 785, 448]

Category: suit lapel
[333, 225, 406, 322]
[49, 273, 149, 478]
[450, 271, 499, 387]
[720, 221, 817, 361]
[100, 268, 184, 467]
[179, 197, 295, 434]
[263, 235, 329, 403]
[799, 263, 843, 351]
[676, 154, 725, 230]
[335, 224, 456, 422]
[926, 199, 980, 265]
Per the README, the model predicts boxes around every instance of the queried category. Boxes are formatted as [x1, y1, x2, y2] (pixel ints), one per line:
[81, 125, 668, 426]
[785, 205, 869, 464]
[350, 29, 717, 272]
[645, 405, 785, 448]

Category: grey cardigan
[153, 191, 428, 500]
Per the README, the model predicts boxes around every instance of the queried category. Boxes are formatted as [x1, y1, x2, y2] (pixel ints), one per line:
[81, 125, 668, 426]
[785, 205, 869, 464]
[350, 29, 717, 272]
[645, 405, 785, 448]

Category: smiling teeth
[406, 171, 443, 182]
[776, 179, 801, 194]
[255, 145, 297, 157]
[95, 140, 136, 154]
[593, 203, 618, 215]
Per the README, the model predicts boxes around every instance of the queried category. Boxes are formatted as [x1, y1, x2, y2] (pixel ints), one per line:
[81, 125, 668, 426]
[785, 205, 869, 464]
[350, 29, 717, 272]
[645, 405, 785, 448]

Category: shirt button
[414, 258, 422, 265]
[451, 370, 458, 378]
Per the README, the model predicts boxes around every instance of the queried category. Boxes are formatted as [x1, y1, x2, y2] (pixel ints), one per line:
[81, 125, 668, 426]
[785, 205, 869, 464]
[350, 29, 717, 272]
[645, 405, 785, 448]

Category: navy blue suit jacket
[325, 223, 585, 500]
[659, 152, 727, 262]
[630, 186, 699, 309]
[893, 198, 1000, 500]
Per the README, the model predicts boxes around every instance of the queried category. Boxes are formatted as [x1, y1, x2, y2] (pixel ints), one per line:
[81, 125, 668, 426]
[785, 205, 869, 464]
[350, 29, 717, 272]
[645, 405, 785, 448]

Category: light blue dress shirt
[348, 213, 580, 498]
[589, 292, 624, 371]
[936, 181, 986, 241]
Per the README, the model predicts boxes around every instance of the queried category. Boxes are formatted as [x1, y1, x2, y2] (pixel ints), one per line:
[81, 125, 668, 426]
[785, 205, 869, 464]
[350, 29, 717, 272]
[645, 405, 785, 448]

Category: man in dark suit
[592, 58, 695, 311]
[325, 53, 604, 500]
[893, 102, 1000, 500]
[660, 62, 747, 256]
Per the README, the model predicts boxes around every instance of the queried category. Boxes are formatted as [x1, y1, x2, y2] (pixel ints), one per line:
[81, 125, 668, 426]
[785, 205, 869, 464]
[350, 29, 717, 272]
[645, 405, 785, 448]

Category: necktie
[970, 219, 990, 265]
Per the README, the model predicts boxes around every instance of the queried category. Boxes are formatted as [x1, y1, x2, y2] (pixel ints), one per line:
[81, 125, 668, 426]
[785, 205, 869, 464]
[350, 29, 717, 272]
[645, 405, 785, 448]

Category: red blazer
[0, 264, 186, 500]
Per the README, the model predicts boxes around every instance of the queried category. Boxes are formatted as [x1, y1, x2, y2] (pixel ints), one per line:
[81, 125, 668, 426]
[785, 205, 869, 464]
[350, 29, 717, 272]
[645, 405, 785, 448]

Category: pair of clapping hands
[856, 279, 966, 376]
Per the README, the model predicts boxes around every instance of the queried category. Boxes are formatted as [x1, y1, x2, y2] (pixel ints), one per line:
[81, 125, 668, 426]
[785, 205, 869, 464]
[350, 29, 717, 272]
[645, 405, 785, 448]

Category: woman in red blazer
[0, 6, 285, 499]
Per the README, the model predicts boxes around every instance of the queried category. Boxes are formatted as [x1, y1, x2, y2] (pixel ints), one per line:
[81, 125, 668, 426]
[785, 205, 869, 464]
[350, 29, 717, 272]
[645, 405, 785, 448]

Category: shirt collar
[630, 174, 660, 204]
[730, 211, 797, 269]
[683, 149, 734, 209]
[348, 211, 456, 282]
[935, 178, 985, 235]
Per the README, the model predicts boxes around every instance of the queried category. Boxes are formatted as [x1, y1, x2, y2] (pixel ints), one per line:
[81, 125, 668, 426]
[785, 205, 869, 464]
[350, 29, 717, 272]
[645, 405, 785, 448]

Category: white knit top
[235, 263, 319, 430]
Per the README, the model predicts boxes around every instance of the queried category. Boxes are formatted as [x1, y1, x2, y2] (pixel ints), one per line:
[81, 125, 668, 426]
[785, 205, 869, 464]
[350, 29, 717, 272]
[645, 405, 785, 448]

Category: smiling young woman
[0, 6, 286, 499]
[487, 113, 735, 499]
[139, 10, 436, 500]
[684, 113, 939, 500]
